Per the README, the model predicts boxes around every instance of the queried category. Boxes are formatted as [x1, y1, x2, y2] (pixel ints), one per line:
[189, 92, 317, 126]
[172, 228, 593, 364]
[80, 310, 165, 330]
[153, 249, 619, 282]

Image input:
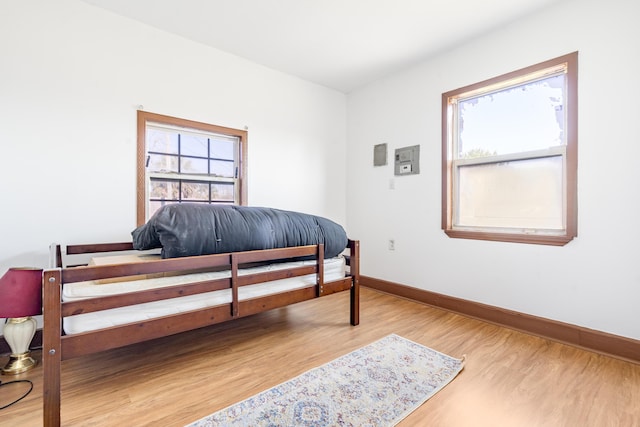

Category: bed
[42, 205, 360, 427]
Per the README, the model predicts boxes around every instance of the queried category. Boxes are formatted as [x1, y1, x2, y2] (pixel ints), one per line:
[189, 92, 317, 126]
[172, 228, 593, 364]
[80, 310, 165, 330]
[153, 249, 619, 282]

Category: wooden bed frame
[42, 239, 360, 427]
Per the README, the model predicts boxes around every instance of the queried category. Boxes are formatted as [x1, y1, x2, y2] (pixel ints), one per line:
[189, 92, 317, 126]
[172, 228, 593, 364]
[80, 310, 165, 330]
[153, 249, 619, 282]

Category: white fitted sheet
[62, 256, 346, 335]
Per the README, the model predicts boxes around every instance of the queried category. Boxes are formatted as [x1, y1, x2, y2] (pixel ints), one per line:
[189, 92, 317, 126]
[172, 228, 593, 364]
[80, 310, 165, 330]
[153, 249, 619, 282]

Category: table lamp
[0, 267, 43, 375]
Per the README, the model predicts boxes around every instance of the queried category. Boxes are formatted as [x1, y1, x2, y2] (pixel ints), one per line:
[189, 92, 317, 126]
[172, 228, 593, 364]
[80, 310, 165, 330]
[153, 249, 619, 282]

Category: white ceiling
[81, 0, 564, 93]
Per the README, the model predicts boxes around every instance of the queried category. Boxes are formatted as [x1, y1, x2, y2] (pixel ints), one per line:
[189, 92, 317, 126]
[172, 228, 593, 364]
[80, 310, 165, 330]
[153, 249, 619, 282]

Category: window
[137, 111, 247, 225]
[442, 52, 577, 246]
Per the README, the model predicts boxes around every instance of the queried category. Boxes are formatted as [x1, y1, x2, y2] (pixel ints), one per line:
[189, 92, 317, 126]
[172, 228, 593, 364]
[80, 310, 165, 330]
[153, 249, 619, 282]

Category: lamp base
[2, 351, 37, 375]
[2, 316, 38, 375]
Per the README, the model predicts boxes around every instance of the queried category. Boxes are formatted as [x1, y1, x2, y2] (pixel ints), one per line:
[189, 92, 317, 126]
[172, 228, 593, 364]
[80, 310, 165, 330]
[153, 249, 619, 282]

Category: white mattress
[62, 256, 346, 335]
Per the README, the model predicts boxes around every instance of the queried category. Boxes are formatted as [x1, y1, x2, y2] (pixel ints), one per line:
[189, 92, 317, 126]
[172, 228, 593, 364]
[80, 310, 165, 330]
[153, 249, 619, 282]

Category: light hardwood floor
[2, 287, 639, 426]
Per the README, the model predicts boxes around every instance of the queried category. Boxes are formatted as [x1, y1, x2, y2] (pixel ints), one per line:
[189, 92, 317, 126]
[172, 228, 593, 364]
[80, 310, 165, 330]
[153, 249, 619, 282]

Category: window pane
[180, 157, 208, 174]
[212, 183, 235, 201]
[147, 128, 179, 154]
[457, 156, 563, 230]
[459, 74, 565, 159]
[149, 179, 179, 200]
[181, 182, 209, 201]
[210, 159, 235, 177]
[148, 154, 179, 173]
[210, 138, 235, 160]
[180, 134, 208, 157]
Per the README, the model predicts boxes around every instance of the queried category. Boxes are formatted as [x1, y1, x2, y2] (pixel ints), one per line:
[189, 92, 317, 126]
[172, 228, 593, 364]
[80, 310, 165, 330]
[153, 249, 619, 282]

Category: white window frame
[441, 52, 578, 246]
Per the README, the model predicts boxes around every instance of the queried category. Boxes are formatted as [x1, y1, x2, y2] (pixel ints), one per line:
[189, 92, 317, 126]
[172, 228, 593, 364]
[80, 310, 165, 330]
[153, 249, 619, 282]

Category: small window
[137, 111, 247, 225]
[442, 52, 577, 245]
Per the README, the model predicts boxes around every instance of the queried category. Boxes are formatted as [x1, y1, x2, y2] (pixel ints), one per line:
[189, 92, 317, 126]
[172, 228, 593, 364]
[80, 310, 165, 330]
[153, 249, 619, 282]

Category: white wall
[0, 0, 347, 274]
[346, 0, 640, 340]
[0, 0, 347, 333]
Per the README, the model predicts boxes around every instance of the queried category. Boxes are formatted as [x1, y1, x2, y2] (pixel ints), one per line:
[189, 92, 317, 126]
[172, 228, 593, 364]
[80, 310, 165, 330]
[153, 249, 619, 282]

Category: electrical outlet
[388, 239, 395, 251]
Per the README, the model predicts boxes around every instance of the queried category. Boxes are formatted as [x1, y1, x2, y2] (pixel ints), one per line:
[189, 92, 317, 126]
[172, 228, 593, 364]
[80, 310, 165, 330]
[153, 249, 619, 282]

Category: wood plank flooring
[1, 287, 639, 426]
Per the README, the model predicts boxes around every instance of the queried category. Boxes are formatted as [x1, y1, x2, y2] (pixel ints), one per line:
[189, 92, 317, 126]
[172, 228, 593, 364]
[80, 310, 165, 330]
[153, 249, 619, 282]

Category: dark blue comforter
[132, 204, 348, 259]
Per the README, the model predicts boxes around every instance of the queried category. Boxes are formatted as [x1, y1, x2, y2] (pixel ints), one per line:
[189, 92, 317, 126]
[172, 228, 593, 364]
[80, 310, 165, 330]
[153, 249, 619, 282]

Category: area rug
[186, 334, 465, 427]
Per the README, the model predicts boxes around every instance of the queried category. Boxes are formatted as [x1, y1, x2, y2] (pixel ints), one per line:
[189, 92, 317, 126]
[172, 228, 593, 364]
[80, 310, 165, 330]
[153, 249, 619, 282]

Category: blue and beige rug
[186, 334, 465, 426]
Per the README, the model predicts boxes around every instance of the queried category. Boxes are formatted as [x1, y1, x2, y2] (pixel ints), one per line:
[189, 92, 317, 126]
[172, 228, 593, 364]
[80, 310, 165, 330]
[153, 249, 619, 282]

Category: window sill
[444, 229, 575, 246]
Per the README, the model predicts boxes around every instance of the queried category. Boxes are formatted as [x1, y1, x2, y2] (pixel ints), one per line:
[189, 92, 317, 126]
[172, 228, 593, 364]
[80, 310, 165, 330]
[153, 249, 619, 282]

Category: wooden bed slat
[66, 242, 135, 255]
[61, 253, 232, 283]
[237, 265, 317, 287]
[233, 244, 318, 263]
[60, 277, 233, 317]
[239, 286, 318, 316]
[321, 277, 353, 295]
[60, 305, 234, 359]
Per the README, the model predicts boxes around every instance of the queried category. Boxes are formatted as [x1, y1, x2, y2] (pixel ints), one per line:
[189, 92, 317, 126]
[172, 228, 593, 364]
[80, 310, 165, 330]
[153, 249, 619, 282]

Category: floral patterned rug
[186, 334, 465, 427]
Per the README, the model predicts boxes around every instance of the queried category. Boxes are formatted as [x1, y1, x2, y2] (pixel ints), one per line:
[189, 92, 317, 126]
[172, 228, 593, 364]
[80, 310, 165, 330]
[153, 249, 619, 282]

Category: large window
[137, 111, 247, 225]
[442, 52, 577, 245]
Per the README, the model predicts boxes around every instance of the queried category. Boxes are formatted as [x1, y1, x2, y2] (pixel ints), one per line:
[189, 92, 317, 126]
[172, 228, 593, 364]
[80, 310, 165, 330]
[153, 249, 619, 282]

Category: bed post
[317, 244, 325, 297]
[43, 268, 62, 427]
[230, 254, 239, 317]
[50, 243, 62, 268]
[349, 240, 360, 326]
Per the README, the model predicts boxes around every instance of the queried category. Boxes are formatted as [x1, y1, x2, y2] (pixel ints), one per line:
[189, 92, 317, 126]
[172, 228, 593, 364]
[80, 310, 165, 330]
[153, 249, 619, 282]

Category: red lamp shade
[0, 268, 43, 318]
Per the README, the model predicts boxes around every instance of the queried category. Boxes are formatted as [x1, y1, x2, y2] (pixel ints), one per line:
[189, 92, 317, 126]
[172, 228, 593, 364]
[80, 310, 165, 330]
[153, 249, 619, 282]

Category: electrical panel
[373, 143, 387, 166]
[394, 145, 420, 176]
